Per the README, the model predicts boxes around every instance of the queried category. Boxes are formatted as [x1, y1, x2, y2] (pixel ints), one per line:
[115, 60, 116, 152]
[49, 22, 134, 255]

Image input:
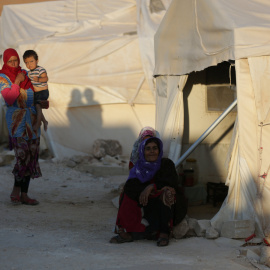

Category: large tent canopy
[154, 0, 270, 237]
[0, 0, 172, 158]
[1, 0, 154, 106]
[154, 0, 270, 76]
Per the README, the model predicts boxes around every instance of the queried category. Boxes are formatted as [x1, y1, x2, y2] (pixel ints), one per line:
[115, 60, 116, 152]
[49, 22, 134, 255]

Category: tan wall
[0, 0, 56, 14]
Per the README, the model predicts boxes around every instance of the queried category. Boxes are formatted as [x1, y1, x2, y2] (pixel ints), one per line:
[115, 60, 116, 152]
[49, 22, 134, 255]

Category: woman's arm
[155, 158, 179, 190]
[124, 178, 149, 201]
[1, 73, 25, 105]
[1, 84, 20, 105]
[139, 184, 156, 206]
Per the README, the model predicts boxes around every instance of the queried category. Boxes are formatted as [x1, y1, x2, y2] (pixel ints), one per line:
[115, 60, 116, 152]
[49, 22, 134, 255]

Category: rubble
[186, 217, 197, 237]
[172, 217, 189, 239]
[194, 219, 211, 237]
[92, 139, 122, 159]
[260, 246, 270, 267]
[221, 220, 255, 239]
[205, 226, 219, 239]
[0, 150, 14, 166]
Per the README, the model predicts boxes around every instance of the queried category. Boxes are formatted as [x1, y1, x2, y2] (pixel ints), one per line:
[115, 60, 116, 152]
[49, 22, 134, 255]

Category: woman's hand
[161, 186, 176, 195]
[161, 186, 176, 207]
[139, 184, 154, 206]
[14, 72, 25, 85]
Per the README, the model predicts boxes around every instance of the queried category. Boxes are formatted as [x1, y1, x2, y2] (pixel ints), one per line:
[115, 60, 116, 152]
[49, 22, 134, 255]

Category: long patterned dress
[0, 73, 42, 180]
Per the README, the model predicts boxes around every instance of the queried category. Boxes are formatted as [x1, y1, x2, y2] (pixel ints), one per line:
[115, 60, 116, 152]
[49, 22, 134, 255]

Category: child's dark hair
[23, 50, 38, 61]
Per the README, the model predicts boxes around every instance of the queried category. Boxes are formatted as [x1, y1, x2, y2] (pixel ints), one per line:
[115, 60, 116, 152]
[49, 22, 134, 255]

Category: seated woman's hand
[161, 186, 176, 194]
[139, 184, 154, 206]
[14, 72, 25, 85]
[160, 186, 176, 207]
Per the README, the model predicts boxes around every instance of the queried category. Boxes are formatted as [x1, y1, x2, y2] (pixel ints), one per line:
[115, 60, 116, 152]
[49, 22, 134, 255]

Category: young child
[23, 50, 49, 131]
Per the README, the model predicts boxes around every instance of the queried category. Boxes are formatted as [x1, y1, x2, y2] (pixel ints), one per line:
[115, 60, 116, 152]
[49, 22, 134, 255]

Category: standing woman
[0, 48, 42, 205]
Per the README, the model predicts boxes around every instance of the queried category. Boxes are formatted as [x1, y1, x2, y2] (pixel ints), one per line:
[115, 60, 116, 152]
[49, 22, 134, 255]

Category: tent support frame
[175, 99, 238, 168]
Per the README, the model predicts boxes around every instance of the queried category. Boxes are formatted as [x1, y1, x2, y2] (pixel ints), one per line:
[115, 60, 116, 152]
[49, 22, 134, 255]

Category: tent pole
[175, 99, 237, 169]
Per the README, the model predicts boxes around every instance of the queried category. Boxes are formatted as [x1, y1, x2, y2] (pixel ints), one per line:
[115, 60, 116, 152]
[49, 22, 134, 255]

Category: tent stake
[175, 99, 238, 168]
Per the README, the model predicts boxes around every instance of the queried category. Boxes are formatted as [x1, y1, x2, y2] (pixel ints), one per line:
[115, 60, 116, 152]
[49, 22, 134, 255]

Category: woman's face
[144, 141, 159, 162]
[7, 56, 19, 68]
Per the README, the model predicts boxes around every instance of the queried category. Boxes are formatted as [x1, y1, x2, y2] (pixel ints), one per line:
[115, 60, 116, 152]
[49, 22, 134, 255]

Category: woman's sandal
[157, 237, 169, 247]
[10, 195, 21, 205]
[110, 234, 133, 244]
[21, 197, 39, 206]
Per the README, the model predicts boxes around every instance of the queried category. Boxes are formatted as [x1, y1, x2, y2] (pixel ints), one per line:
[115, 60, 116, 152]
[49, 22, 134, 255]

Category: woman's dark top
[123, 158, 187, 226]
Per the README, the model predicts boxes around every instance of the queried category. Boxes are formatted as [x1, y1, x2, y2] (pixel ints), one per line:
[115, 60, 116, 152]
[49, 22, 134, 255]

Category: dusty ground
[0, 159, 261, 270]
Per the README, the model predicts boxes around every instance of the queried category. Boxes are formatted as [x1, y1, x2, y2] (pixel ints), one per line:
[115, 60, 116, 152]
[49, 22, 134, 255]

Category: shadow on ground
[187, 202, 223, 220]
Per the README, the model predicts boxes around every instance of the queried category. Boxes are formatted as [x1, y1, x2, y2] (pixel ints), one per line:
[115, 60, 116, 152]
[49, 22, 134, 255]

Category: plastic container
[183, 158, 198, 187]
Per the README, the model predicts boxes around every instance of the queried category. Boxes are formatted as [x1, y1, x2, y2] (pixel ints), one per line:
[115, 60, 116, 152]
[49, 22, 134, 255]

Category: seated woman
[110, 137, 187, 247]
[129, 126, 160, 170]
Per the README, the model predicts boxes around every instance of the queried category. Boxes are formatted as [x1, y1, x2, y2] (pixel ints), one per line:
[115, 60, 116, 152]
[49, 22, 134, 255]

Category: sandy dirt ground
[0, 159, 262, 270]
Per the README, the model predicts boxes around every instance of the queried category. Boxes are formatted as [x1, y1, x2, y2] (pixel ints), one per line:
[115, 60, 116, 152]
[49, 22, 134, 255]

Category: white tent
[0, 0, 171, 159]
[154, 0, 270, 236]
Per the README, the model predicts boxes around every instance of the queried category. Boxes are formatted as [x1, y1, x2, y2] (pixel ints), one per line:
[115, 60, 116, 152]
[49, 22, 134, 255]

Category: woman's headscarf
[0, 48, 34, 91]
[129, 126, 161, 167]
[128, 137, 163, 183]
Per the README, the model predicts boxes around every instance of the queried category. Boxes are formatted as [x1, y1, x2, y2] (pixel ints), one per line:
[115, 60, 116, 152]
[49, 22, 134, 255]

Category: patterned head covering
[129, 126, 160, 167]
[128, 137, 163, 183]
[0, 48, 34, 91]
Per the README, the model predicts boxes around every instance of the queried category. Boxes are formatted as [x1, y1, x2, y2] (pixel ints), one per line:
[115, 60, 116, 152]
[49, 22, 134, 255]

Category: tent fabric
[1, 0, 154, 105]
[154, 0, 270, 76]
[154, 0, 270, 236]
[0, 0, 172, 106]
[155, 75, 187, 162]
[211, 57, 270, 236]
[136, 0, 172, 96]
[0, 0, 172, 159]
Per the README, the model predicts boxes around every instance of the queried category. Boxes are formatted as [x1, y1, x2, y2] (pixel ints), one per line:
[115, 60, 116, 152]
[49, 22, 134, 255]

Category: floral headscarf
[128, 137, 163, 183]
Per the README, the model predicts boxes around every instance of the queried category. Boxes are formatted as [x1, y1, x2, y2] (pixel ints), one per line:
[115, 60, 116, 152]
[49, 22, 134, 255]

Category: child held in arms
[23, 50, 49, 131]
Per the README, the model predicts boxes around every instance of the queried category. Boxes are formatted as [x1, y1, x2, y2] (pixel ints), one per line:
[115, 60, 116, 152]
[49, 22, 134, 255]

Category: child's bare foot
[43, 120, 48, 132]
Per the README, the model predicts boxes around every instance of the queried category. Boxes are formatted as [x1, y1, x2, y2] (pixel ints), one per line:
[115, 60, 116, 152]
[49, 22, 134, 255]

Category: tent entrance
[175, 99, 238, 168]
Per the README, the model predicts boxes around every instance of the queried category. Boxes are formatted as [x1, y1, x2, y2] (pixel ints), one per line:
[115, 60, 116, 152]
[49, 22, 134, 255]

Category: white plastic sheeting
[136, 0, 171, 96]
[154, 0, 270, 76]
[154, 0, 270, 236]
[212, 57, 270, 236]
[1, 0, 153, 105]
[155, 75, 187, 163]
[0, 0, 172, 158]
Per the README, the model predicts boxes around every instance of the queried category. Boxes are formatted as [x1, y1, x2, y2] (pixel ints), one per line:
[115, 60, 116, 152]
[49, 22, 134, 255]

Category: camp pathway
[0, 160, 256, 270]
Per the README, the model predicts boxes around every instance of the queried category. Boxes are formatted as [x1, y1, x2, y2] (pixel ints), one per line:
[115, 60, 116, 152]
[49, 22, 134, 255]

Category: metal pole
[175, 99, 237, 169]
